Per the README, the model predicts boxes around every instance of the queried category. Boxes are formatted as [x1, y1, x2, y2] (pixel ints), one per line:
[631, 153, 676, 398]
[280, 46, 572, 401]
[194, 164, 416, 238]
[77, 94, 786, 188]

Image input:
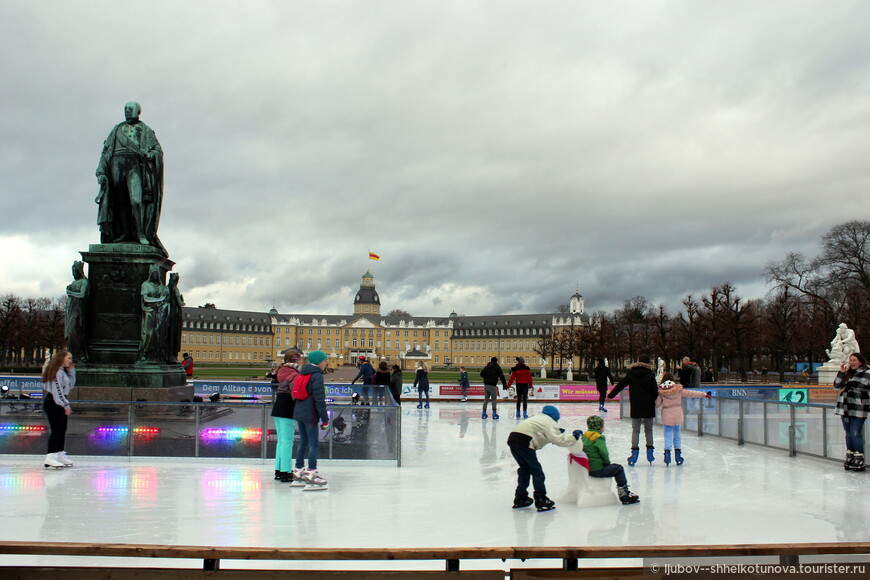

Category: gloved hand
[559, 428, 566, 433]
[705, 393, 712, 398]
[572, 429, 583, 440]
[320, 422, 329, 430]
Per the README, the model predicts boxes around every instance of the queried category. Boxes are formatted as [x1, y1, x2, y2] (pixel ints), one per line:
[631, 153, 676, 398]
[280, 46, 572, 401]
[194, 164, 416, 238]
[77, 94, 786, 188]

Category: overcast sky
[2, 1, 868, 318]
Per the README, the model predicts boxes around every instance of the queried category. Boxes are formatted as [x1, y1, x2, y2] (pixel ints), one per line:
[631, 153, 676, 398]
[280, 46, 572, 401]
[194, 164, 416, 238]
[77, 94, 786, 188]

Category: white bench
[558, 442, 619, 508]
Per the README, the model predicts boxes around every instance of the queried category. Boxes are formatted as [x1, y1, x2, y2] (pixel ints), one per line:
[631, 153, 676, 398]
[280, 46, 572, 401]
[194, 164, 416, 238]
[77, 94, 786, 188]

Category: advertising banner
[559, 384, 604, 401]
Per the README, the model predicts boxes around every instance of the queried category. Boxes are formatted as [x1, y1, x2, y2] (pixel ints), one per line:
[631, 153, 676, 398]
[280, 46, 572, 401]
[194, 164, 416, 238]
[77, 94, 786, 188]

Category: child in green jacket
[582, 415, 640, 505]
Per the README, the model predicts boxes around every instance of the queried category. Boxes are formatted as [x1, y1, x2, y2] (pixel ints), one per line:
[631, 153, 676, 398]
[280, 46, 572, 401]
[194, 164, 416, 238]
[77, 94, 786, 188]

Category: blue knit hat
[542, 405, 560, 422]
[307, 350, 328, 365]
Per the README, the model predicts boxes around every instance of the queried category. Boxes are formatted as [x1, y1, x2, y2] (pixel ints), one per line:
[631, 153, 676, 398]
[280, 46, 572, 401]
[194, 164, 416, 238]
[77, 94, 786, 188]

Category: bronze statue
[96, 102, 166, 253]
[139, 264, 170, 362]
[65, 261, 89, 362]
[166, 272, 184, 363]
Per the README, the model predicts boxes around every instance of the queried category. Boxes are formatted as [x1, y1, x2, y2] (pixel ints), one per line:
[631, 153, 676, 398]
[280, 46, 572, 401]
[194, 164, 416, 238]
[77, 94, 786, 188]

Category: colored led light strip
[200, 427, 262, 441]
[95, 426, 161, 435]
[0, 424, 46, 432]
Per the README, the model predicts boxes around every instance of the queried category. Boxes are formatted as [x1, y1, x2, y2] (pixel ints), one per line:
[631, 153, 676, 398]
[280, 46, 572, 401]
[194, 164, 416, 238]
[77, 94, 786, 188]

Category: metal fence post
[697, 399, 704, 437]
[261, 403, 268, 459]
[127, 402, 135, 457]
[789, 405, 796, 457]
[194, 403, 200, 458]
[737, 400, 744, 445]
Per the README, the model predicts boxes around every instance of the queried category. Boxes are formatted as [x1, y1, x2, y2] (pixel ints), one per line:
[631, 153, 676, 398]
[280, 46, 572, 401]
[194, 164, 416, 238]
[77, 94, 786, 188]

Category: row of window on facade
[183, 334, 270, 346]
[190, 351, 270, 361]
[454, 328, 543, 337]
[276, 327, 449, 337]
[184, 321, 269, 332]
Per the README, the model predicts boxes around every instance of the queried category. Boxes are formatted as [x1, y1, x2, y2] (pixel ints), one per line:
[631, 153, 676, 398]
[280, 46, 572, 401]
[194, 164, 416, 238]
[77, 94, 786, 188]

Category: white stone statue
[540, 358, 547, 379]
[655, 357, 665, 383]
[826, 323, 860, 365]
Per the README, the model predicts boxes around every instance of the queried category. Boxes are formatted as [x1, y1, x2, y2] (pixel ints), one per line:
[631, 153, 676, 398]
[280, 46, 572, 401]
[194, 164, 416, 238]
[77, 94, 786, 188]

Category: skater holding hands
[582, 415, 639, 504]
[507, 405, 582, 512]
[291, 350, 330, 490]
[655, 374, 710, 466]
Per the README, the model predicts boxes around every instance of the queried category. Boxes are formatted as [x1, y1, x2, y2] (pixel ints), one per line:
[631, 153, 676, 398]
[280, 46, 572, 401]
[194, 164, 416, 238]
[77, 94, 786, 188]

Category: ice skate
[675, 449, 684, 466]
[844, 451, 855, 470]
[522, 411, 528, 419]
[424, 403, 430, 409]
[481, 412, 487, 419]
[646, 447, 655, 464]
[627, 448, 639, 466]
[303, 470, 328, 491]
[848, 452, 865, 472]
[416, 403, 423, 409]
[663, 450, 671, 467]
[599, 404, 608, 413]
[515, 411, 521, 419]
[274, 470, 282, 481]
[512, 497, 533, 509]
[460, 396, 467, 402]
[289, 468, 308, 487]
[534, 496, 555, 512]
[44, 453, 65, 469]
[492, 412, 500, 420]
[278, 471, 293, 483]
[617, 485, 640, 505]
[57, 451, 74, 467]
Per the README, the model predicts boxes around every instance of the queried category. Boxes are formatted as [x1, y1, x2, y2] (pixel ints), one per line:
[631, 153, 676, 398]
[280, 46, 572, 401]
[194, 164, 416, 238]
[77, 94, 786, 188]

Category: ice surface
[1, 401, 867, 570]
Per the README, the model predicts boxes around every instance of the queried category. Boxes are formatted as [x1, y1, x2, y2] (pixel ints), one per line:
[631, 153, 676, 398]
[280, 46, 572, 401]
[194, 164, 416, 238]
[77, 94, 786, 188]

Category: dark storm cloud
[1, 1, 868, 318]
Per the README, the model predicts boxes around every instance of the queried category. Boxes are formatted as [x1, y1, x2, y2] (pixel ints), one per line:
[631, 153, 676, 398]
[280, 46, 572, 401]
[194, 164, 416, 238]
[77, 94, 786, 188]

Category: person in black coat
[608, 354, 659, 465]
[593, 357, 613, 413]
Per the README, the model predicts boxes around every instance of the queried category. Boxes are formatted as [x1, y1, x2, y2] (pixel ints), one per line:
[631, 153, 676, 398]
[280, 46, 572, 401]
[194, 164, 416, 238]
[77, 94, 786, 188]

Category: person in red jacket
[507, 357, 534, 419]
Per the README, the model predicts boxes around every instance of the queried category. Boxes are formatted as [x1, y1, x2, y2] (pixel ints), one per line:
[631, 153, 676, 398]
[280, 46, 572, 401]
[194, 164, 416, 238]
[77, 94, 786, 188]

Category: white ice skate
[57, 451, 74, 467]
[289, 468, 307, 487]
[302, 470, 328, 491]
[44, 453, 65, 469]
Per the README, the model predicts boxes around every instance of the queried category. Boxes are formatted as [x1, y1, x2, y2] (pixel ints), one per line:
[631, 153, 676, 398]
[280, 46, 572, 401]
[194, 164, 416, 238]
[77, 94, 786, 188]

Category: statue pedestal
[74, 244, 187, 400]
[817, 363, 842, 387]
[566, 370, 573, 381]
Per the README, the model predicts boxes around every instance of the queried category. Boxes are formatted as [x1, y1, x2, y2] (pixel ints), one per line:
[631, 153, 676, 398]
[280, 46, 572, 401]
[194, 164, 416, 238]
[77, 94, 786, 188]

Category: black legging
[43, 396, 68, 453]
[597, 384, 608, 406]
[516, 384, 530, 412]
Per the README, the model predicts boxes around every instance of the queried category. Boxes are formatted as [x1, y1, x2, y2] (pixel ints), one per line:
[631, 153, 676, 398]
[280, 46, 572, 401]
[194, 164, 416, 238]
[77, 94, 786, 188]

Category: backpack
[291, 374, 312, 401]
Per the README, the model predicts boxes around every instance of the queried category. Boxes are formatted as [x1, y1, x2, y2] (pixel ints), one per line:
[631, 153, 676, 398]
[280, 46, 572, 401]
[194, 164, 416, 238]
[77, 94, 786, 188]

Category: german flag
[368, 251, 380, 261]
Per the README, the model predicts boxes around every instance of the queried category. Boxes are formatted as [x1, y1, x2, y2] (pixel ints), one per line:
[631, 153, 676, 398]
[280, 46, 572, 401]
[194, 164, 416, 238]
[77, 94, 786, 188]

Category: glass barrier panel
[0, 400, 48, 455]
[742, 400, 766, 445]
[68, 402, 131, 457]
[131, 401, 199, 457]
[765, 404, 793, 451]
[719, 399, 740, 439]
[794, 405, 823, 456]
[196, 403, 266, 459]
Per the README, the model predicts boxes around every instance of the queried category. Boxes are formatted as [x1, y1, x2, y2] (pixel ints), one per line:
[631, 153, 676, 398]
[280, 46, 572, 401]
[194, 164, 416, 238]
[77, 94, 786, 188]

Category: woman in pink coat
[655, 377, 710, 466]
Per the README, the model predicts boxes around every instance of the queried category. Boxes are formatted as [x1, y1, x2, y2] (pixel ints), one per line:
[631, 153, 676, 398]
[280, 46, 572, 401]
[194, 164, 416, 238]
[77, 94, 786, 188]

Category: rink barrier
[617, 388, 857, 461]
[1, 541, 869, 577]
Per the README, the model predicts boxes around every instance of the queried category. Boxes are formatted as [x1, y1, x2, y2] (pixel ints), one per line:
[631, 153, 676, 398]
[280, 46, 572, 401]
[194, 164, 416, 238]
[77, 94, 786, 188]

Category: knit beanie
[542, 405, 560, 422]
[587, 415, 604, 431]
[307, 350, 328, 365]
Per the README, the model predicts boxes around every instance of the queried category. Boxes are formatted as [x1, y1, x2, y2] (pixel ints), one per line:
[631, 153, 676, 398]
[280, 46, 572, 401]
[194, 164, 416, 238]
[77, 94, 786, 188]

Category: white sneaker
[57, 451, 74, 467]
[303, 470, 328, 491]
[289, 468, 308, 487]
[44, 453, 65, 468]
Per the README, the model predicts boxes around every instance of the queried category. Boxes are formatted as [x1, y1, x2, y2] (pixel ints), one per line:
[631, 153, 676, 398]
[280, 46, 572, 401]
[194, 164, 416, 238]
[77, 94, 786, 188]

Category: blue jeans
[418, 388, 429, 405]
[589, 463, 627, 487]
[663, 425, 682, 450]
[508, 441, 547, 499]
[842, 416, 866, 454]
[273, 417, 296, 472]
[295, 420, 320, 470]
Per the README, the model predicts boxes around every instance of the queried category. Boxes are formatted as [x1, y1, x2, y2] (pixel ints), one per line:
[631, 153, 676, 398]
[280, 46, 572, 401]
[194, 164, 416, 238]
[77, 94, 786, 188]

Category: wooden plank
[0, 569, 505, 580]
[511, 569, 645, 579]
[1, 541, 870, 561]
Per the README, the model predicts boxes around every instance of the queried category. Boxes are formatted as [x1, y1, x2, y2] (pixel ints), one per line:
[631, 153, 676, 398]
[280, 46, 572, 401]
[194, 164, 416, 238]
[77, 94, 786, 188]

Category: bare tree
[387, 309, 413, 319]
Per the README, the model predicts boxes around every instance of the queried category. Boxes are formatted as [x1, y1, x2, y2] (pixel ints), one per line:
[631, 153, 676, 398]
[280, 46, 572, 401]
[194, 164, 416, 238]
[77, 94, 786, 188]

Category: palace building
[179, 271, 589, 368]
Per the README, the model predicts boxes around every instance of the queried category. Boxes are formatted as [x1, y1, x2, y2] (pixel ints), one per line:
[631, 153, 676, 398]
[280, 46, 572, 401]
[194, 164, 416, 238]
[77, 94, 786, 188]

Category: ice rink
[1, 400, 868, 571]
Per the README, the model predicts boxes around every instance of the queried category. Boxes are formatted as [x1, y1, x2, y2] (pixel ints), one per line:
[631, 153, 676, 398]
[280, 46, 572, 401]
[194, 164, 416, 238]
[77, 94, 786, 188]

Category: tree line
[0, 295, 65, 367]
[537, 221, 870, 379]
